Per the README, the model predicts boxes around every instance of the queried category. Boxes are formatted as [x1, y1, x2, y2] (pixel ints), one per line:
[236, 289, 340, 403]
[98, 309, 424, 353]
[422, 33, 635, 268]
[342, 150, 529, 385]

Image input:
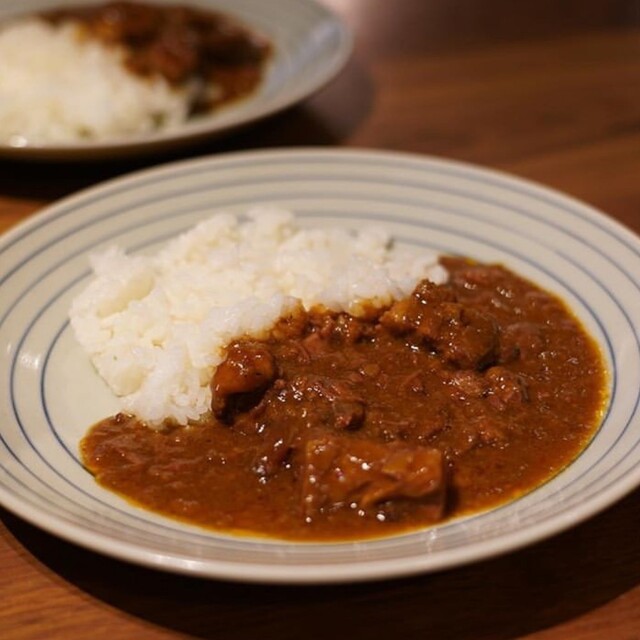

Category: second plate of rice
[0, 0, 351, 159]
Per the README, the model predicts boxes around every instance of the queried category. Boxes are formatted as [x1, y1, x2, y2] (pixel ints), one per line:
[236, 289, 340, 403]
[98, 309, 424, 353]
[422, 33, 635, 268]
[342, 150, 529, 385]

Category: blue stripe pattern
[1, 149, 639, 577]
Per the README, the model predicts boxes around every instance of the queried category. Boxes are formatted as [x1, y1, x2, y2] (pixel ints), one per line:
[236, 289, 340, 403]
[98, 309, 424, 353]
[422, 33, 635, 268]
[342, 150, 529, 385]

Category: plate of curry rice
[0, 0, 351, 159]
[1, 148, 639, 584]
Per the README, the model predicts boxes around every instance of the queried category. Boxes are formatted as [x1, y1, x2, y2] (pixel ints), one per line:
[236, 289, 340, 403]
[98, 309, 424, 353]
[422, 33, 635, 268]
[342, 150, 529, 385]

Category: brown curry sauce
[42, 1, 272, 115]
[81, 258, 607, 541]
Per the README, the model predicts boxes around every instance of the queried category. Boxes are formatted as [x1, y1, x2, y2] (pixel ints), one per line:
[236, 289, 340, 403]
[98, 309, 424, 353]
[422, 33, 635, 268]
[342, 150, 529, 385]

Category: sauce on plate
[43, 0, 272, 114]
[81, 258, 607, 540]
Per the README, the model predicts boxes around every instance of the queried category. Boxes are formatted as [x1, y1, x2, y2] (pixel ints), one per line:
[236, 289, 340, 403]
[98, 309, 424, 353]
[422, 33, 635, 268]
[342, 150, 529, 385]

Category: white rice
[0, 17, 190, 145]
[70, 207, 448, 426]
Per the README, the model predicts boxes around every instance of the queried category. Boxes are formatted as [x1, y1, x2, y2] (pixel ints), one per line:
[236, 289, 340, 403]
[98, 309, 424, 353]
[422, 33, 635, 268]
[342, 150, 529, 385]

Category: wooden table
[2, 1, 639, 638]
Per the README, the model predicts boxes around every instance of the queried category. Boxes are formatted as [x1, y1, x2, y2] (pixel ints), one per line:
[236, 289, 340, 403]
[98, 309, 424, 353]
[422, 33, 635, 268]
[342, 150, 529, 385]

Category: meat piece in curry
[81, 257, 607, 541]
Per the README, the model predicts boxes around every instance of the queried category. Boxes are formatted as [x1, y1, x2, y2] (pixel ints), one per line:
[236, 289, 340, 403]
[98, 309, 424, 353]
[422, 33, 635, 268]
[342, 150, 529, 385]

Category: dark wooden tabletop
[1, 1, 640, 638]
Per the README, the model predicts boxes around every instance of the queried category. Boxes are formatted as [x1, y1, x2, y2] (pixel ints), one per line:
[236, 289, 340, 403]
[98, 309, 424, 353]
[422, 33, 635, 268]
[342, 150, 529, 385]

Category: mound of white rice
[70, 207, 447, 426]
[0, 17, 190, 145]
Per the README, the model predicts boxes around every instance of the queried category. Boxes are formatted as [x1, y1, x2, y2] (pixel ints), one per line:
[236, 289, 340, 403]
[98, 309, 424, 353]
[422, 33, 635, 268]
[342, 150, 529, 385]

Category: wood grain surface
[1, 1, 639, 638]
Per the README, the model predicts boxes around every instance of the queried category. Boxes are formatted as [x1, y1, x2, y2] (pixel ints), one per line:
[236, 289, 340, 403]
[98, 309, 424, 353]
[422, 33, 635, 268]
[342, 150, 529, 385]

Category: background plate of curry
[0, 0, 351, 160]
[1, 148, 640, 583]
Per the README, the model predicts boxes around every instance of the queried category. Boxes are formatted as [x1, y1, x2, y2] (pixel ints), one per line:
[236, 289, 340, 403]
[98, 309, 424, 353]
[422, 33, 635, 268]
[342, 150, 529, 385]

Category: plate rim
[2, 147, 640, 584]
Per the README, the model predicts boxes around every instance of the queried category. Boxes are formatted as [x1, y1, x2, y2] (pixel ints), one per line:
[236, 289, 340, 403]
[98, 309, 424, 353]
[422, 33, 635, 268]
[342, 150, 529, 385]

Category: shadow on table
[3, 488, 639, 640]
[0, 107, 336, 204]
[0, 55, 373, 206]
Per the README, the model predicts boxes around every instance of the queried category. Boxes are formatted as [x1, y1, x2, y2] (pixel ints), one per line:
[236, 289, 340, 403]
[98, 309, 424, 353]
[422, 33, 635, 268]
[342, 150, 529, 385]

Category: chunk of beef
[301, 435, 446, 521]
[439, 412, 510, 456]
[252, 433, 294, 479]
[499, 322, 546, 363]
[380, 280, 456, 338]
[312, 312, 368, 344]
[443, 369, 487, 399]
[381, 279, 499, 370]
[485, 366, 529, 410]
[442, 259, 507, 290]
[289, 374, 366, 430]
[211, 342, 276, 420]
[333, 400, 366, 430]
[436, 306, 499, 370]
[249, 375, 367, 479]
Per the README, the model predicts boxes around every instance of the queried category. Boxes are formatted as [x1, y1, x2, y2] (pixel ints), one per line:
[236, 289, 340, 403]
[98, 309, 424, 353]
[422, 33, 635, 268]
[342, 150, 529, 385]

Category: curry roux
[42, 1, 272, 115]
[81, 258, 608, 541]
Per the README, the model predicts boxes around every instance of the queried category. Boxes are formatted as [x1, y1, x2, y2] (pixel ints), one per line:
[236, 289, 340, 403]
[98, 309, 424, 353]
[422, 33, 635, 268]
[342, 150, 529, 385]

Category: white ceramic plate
[0, 0, 351, 160]
[1, 148, 639, 584]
